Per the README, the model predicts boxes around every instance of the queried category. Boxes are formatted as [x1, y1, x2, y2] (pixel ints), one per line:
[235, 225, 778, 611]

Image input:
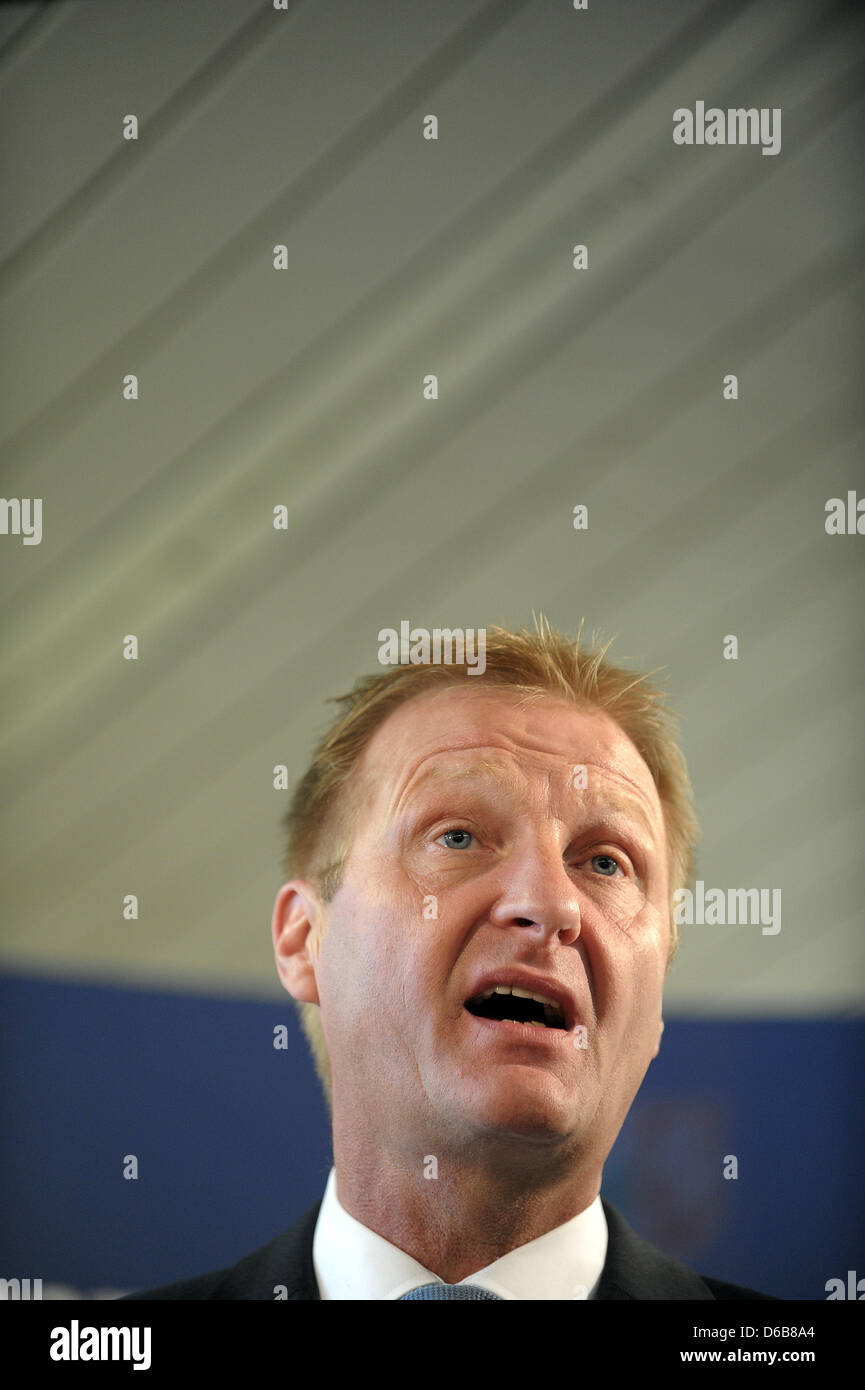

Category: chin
[463, 1077, 577, 1145]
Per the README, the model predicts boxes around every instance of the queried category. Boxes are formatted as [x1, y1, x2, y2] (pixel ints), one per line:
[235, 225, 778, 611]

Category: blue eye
[590, 854, 622, 876]
[438, 829, 474, 850]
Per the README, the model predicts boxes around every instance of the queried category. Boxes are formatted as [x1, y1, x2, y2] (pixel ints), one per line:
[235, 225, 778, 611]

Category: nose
[487, 839, 581, 946]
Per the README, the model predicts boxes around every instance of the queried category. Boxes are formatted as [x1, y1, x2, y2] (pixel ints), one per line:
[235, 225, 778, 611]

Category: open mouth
[465, 986, 567, 1031]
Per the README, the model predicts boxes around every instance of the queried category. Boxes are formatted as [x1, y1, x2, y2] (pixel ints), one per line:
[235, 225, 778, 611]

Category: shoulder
[119, 1267, 231, 1302]
[119, 1198, 322, 1302]
[701, 1274, 780, 1301]
[598, 1199, 780, 1301]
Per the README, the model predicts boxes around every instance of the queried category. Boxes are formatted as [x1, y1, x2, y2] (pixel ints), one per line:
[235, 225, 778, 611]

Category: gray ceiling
[1, 0, 863, 1014]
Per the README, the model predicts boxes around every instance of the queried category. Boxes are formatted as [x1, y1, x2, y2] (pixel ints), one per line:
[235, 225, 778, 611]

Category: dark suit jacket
[121, 1197, 777, 1301]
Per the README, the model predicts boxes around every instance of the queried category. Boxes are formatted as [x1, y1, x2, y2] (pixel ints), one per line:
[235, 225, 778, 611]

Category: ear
[272, 880, 324, 1005]
[651, 1016, 664, 1060]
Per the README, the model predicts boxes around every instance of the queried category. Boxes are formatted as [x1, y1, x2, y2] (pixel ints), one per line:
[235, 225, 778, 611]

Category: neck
[332, 1127, 601, 1284]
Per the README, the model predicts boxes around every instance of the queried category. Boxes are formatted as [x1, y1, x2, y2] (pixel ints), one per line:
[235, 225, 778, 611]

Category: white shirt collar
[312, 1167, 607, 1300]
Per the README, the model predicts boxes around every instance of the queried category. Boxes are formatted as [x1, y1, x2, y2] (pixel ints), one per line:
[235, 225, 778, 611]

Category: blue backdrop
[1, 971, 861, 1299]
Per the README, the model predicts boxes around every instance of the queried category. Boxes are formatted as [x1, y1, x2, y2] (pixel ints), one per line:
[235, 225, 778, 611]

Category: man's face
[285, 686, 671, 1161]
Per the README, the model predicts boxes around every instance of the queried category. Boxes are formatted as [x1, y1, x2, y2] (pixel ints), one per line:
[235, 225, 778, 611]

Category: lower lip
[465, 1010, 574, 1046]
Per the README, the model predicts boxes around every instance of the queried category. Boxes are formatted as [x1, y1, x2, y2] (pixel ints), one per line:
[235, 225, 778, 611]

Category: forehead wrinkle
[375, 716, 662, 829]
[384, 733, 569, 824]
[579, 755, 657, 805]
[545, 767, 557, 821]
[391, 753, 525, 820]
[578, 794, 659, 847]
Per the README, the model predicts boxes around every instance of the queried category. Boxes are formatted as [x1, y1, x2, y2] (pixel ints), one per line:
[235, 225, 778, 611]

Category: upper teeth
[479, 984, 562, 1013]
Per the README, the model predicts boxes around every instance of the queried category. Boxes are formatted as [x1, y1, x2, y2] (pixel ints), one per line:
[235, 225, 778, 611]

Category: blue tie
[399, 1283, 503, 1300]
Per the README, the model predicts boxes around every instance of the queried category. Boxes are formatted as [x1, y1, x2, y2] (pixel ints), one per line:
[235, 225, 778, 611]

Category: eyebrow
[578, 795, 657, 845]
[406, 760, 523, 795]
[402, 761, 657, 843]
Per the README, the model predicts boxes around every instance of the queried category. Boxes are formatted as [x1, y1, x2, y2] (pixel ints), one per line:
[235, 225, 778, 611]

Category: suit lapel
[205, 1193, 715, 1300]
[210, 1198, 322, 1300]
[595, 1199, 714, 1300]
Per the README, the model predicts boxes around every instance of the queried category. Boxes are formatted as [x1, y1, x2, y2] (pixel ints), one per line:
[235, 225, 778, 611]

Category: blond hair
[281, 618, 699, 1107]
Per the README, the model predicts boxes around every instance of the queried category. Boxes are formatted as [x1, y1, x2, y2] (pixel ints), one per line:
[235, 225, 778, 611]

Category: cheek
[593, 880, 667, 949]
[399, 848, 477, 905]
[370, 838, 494, 934]
[584, 886, 647, 944]
[588, 904, 668, 1017]
[319, 871, 445, 1019]
[639, 898, 672, 971]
